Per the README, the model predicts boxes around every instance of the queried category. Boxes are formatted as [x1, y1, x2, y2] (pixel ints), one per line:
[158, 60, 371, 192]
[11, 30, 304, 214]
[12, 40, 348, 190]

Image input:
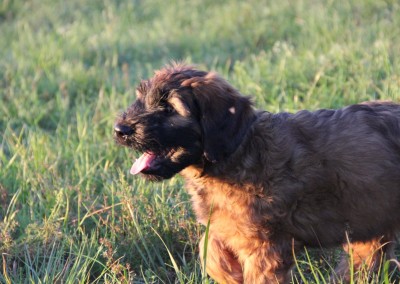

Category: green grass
[1, 0, 400, 283]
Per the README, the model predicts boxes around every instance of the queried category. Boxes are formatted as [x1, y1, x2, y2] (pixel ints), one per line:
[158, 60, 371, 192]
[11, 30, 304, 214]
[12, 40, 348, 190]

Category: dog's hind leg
[332, 235, 398, 283]
[199, 233, 243, 284]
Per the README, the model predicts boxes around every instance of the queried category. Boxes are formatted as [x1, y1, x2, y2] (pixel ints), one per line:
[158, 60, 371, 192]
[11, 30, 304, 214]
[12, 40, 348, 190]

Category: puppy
[114, 63, 399, 283]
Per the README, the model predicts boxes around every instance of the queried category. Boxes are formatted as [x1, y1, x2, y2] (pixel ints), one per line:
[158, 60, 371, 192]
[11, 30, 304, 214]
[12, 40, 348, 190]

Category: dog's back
[275, 102, 400, 246]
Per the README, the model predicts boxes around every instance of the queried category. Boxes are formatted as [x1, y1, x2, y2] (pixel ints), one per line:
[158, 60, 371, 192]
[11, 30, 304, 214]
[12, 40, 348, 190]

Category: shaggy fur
[114, 63, 399, 283]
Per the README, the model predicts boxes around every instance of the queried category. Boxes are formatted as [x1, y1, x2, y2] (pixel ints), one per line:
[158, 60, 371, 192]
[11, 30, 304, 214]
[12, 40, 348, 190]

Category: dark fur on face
[115, 63, 400, 283]
[114, 63, 255, 180]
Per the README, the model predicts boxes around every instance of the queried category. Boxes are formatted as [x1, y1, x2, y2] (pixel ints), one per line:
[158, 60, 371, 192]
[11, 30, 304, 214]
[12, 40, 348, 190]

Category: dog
[114, 63, 399, 283]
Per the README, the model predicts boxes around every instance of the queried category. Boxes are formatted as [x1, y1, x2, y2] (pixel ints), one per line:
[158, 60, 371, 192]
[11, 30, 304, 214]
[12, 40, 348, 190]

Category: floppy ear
[182, 72, 255, 163]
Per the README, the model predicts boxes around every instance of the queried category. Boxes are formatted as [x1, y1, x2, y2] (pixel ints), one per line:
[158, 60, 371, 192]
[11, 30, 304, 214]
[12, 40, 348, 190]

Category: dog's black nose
[114, 124, 134, 136]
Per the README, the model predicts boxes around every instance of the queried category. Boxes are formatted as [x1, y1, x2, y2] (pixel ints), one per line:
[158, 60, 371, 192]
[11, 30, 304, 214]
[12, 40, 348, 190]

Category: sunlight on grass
[1, 0, 399, 283]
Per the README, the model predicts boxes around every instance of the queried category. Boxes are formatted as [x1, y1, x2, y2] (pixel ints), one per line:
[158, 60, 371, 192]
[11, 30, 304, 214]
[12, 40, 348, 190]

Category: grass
[1, 0, 400, 283]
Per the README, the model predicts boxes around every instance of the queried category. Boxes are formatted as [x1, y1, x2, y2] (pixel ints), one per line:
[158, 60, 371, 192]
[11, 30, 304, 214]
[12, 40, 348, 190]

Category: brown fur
[114, 64, 400, 283]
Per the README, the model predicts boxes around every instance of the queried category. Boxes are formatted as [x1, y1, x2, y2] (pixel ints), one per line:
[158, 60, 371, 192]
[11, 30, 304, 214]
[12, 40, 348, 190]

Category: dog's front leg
[241, 241, 293, 284]
[199, 233, 243, 284]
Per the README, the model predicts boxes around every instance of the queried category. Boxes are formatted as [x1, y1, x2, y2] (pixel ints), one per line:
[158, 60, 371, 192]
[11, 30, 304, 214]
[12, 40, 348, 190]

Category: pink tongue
[130, 152, 156, 175]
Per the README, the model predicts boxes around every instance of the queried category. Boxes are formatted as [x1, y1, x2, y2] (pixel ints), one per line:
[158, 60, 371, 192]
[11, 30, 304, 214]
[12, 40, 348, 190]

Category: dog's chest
[182, 168, 269, 239]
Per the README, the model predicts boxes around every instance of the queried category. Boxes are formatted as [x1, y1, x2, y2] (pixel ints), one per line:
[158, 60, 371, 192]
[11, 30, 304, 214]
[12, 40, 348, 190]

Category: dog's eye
[165, 105, 175, 114]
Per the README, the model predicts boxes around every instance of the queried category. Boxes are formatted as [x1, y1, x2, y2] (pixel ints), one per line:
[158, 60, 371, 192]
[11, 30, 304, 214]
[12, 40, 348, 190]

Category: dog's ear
[181, 72, 255, 163]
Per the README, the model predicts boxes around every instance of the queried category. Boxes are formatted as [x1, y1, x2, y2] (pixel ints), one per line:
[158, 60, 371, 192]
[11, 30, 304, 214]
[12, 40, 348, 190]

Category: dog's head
[114, 63, 255, 181]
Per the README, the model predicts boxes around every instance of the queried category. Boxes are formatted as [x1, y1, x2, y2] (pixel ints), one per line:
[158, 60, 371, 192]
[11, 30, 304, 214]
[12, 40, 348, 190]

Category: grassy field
[1, 0, 400, 283]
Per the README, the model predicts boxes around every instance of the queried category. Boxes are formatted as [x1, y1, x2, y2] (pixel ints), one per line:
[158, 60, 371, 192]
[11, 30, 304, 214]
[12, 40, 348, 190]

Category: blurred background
[1, 0, 399, 283]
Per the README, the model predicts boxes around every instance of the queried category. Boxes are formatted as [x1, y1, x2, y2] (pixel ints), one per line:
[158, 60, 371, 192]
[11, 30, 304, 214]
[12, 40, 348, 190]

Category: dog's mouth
[127, 144, 203, 181]
[130, 150, 176, 175]
[130, 152, 156, 175]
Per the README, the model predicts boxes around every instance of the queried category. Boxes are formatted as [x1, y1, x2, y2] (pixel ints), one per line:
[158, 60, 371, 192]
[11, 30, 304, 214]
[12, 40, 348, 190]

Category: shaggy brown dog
[114, 63, 399, 283]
